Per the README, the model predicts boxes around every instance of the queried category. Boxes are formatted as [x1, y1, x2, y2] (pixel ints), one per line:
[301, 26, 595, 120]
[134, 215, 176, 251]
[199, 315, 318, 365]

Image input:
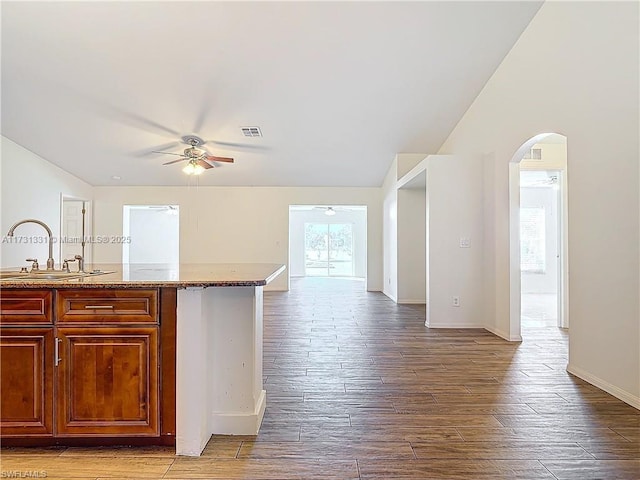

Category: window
[520, 207, 546, 273]
[304, 223, 353, 277]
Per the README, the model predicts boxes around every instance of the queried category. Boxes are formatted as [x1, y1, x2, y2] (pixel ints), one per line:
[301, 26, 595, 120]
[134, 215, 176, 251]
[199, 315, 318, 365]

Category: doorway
[509, 133, 568, 340]
[288, 205, 367, 281]
[520, 170, 562, 328]
[122, 205, 179, 264]
[60, 195, 91, 265]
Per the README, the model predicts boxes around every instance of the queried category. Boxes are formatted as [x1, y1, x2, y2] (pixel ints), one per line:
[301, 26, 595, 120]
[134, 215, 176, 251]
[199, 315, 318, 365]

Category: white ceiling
[1, 1, 542, 187]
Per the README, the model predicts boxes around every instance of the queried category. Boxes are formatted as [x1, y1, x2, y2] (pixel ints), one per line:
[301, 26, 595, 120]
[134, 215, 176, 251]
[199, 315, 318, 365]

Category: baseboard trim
[397, 299, 426, 305]
[210, 389, 267, 435]
[566, 364, 640, 410]
[427, 322, 485, 329]
[175, 430, 210, 457]
[484, 325, 522, 342]
[383, 290, 397, 303]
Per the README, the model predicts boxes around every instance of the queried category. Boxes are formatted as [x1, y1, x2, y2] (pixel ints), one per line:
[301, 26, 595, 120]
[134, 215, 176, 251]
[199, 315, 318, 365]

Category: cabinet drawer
[56, 289, 158, 324]
[0, 290, 53, 324]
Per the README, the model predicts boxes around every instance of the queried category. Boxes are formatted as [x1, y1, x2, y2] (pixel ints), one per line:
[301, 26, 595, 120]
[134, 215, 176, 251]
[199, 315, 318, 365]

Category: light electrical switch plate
[459, 237, 471, 248]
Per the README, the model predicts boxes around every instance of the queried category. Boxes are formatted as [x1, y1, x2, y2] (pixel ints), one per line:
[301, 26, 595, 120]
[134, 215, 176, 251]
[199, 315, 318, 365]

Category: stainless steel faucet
[6, 219, 56, 270]
[62, 255, 84, 273]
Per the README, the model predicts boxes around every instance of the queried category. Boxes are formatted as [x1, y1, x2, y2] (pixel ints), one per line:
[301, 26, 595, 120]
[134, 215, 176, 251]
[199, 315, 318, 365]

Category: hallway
[1, 278, 638, 479]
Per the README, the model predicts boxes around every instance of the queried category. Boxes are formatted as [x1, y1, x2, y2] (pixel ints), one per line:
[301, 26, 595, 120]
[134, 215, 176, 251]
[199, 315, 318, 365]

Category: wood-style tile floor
[2, 277, 639, 479]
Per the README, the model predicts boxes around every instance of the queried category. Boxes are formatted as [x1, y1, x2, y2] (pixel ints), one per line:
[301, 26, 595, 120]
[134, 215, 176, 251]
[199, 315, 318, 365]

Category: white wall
[382, 157, 398, 300]
[426, 154, 485, 327]
[397, 187, 426, 303]
[396, 153, 428, 181]
[1, 137, 94, 268]
[520, 143, 567, 171]
[383, 153, 485, 324]
[520, 186, 558, 295]
[439, 2, 640, 406]
[92, 186, 382, 291]
[125, 207, 180, 264]
[289, 208, 367, 278]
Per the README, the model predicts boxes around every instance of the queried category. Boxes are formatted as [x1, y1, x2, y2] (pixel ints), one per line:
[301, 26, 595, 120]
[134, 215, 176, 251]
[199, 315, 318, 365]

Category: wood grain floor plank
[456, 426, 630, 443]
[0, 446, 67, 456]
[237, 441, 415, 459]
[494, 414, 640, 429]
[541, 459, 640, 479]
[577, 440, 640, 460]
[0, 455, 173, 478]
[611, 426, 640, 442]
[411, 441, 594, 460]
[60, 446, 177, 457]
[299, 425, 464, 443]
[165, 458, 359, 479]
[358, 459, 557, 479]
[349, 413, 504, 428]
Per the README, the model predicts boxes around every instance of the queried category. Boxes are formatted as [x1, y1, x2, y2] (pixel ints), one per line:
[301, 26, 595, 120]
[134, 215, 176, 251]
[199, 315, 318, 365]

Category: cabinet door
[0, 328, 54, 436]
[56, 327, 159, 436]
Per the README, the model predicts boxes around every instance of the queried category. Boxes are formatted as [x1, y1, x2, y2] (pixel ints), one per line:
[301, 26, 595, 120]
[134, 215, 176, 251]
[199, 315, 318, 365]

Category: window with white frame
[520, 207, 546, 273]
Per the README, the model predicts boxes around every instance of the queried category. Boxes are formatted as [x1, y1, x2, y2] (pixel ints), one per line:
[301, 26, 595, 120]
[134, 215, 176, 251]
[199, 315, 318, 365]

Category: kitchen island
[0, 263, 286, 456]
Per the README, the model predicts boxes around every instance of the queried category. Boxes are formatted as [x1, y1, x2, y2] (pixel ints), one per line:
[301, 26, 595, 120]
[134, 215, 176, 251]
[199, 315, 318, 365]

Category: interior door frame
[509, 133, 569, 342]
[59, 194, 92, 266]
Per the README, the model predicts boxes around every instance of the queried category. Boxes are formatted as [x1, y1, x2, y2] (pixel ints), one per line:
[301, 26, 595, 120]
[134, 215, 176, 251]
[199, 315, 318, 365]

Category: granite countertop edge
[0, 264, 286, 289]
[0, 280, 271, 289]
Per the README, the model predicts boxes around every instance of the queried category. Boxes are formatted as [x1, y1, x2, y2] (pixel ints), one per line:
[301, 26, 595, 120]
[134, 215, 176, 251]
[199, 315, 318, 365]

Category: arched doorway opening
[509, 133, 568, 341]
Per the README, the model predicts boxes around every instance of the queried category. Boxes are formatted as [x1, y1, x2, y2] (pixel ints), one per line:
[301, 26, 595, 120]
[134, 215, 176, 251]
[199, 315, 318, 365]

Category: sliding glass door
[304, 223, 353, 277]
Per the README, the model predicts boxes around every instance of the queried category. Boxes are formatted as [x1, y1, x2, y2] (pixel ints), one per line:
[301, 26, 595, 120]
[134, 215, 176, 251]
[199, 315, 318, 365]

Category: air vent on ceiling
[523, 148, 542, 160]
[241, 126, 262, 137]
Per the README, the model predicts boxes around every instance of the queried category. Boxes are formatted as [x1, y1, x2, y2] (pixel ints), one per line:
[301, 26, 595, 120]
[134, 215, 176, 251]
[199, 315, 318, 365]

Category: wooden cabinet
[56, 327, 159, 436]
[55, 289, 159, 438]
[0, 287, 174, 444]
[0, 327, 54, 436]
[56, 289, 157, 324]
[0, 289, 52, 324]
[0, 289, 54, 436]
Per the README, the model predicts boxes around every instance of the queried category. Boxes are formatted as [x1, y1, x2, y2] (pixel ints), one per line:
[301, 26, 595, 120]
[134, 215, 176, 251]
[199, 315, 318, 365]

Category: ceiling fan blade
[153, 151, 185, 157]
[196, 159, 214, 169]
[192, 98, 212, 134]
[163, 158, 188, 165]
[209, 140, 271, 152]
[96, 102, 181, 137]
[132, 141, 180, 157]
[205, 155, 234, 163]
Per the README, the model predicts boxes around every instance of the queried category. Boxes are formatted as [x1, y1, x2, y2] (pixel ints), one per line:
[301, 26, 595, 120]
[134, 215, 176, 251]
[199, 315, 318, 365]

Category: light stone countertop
[0, 263, 286, 289]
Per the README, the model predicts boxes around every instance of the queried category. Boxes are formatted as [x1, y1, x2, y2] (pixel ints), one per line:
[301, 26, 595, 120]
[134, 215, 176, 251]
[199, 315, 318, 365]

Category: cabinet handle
[55, 338, 62, 366]
[84, 305, 114, 309]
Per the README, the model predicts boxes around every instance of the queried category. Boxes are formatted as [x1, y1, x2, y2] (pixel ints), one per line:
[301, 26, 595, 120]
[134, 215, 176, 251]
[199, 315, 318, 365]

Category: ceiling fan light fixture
[183, 160, 204, 176]
[325, 207, 336, 216]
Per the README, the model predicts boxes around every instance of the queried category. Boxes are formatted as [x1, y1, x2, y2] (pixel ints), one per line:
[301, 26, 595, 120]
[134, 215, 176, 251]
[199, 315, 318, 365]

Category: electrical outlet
[452, 296, 460, 307]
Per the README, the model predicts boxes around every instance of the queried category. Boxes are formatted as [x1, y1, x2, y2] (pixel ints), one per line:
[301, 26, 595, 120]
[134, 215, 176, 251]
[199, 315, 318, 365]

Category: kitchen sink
[24, 272, 87, 280]
[0, 270, 115, 281]
[0, 271, 24, 279]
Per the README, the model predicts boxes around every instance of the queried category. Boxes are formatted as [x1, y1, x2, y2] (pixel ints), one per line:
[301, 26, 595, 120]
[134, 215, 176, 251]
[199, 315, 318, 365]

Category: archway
[509, 133, 568, 341]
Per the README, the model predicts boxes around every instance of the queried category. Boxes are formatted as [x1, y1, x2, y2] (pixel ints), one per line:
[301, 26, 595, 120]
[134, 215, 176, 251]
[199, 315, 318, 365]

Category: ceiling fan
[154, 135, 234, 175]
